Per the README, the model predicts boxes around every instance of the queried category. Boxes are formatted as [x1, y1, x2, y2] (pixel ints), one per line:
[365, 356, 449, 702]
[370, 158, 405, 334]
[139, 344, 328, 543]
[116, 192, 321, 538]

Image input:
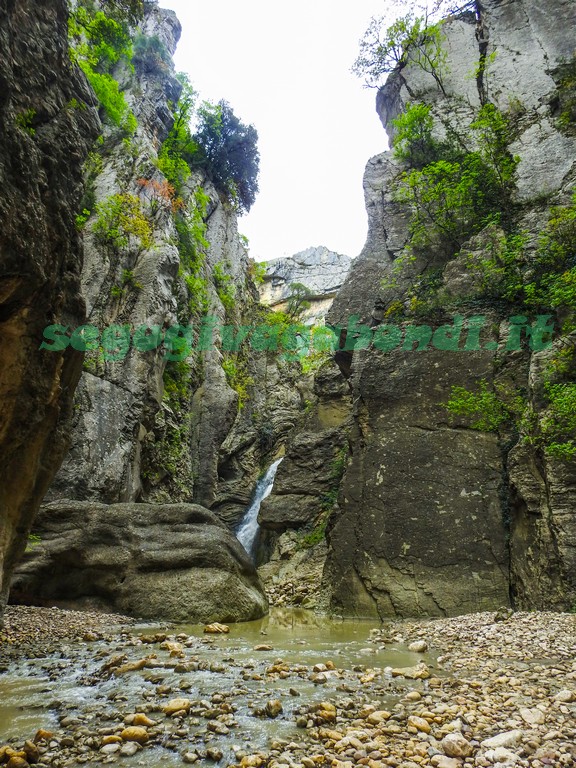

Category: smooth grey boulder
[12, 501, 268, 623]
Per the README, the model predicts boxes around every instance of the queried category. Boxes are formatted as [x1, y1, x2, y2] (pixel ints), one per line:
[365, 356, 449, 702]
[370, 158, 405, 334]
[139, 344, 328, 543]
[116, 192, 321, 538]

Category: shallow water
[0, 609, 431, 765]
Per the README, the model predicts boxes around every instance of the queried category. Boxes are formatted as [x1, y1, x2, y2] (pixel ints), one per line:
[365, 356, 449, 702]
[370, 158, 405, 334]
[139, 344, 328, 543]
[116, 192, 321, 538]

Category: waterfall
[236, 458, 283, 560]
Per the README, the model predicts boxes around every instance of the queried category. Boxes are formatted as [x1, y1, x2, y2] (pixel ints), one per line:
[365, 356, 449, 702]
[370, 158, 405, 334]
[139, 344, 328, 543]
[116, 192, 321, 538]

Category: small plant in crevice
[15, 109, 37, 137]
[552, 53, 576, 130]
[222, 357, 253, 410]
[93, 193, 154, 254]
[300, 444, 349, 549]
[445, 379, 525, 433]
[213, 261, 236, 315]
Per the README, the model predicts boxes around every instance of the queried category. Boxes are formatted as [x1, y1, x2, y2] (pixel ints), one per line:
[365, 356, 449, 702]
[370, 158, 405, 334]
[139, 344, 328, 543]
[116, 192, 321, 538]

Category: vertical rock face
[0, 0, 99, 620]
[319, 0, 576, 617]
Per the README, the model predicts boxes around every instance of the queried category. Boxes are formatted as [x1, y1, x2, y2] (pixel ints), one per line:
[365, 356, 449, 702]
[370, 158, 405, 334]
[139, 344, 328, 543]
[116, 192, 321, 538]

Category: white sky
[159, 0, 392, 262]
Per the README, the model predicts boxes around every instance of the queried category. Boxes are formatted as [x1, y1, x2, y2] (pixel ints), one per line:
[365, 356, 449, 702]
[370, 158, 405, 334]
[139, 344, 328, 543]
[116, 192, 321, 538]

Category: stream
[0, 609, 433, 766]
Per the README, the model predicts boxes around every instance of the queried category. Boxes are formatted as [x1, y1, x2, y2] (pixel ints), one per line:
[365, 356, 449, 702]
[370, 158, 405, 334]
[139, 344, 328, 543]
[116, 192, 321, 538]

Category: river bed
[0, 608, 430, 766]
[2, 608, 575, 768]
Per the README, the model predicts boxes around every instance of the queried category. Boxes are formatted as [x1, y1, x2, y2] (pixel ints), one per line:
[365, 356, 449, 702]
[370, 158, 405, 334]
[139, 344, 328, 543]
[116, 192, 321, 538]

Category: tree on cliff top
[193, 100, 260, 215]
[352, 0, 478, 91]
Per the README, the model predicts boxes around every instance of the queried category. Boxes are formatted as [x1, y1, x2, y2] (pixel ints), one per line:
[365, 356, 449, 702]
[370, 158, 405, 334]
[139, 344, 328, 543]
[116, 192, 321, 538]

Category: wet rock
[120, 727, 149, 744]
[164, 698, 192, 716]
[265, 700, 283, 718]
[182, 752, 199, 763]
[131, 713, 156, 727]
[408, 640, 428, 653]
[391, 663, 430, 680]
[6, 758, 29, 768]
[32, 732, 53, 745]
[204, 624, 230, 634]
[22, 743, 39, 765]
[119, 743, 139, 757]
[100, 744, 120, 755]
[14, 503, 268, 624]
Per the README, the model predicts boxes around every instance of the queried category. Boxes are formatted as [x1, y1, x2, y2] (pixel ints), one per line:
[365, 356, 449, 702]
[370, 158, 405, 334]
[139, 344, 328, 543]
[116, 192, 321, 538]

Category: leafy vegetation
[541, 381, 576, 459]
[286, 282, 313, 319]
[222, 357, 253, 409]
[247, 258, 267, 286]
[69, 0, 137, 133]
[301, 445, 348, 548]
[352, 5, 448, 94]
[15, 109, 36, 137]
[553, 53, 576, 130]
[213, 262, 236, 314]
[93, 193, 153, 252]
[157, 74, 198, 192]
[193, 100, 260, 214]
[132, 34, 171, 75]
[395, 104, 519, 254]
[157, 75, 260, 213]
[445, 379, 523, 432]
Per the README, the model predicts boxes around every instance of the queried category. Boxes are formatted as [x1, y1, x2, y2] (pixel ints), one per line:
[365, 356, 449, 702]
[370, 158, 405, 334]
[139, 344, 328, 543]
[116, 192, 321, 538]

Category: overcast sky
[158, 0, 392, 263]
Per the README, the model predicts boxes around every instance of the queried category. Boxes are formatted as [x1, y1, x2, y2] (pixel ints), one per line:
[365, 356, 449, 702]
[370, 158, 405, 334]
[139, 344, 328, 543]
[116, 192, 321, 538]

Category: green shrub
[392, 102, 438, 168]
[395, 103, 519, 255]
[156, 74, 198, 192]
[445, 379, 523, 432]
[541, 382, 576, 459]
[352, 9, 448, 94]
[80, 64, 137, 132]
[69, 2, 137, 133]
[553, 53, 576, 128]
[524, 193, 576, 328]
[93, 193, 153, 252]
[193, 100, 260, 214]
[222, 357, 253, 409]
[15, 109, 36, 137]
[463, 229, 527, 302]
[213, 262, 236, 314]
[248, 258, 267, 286]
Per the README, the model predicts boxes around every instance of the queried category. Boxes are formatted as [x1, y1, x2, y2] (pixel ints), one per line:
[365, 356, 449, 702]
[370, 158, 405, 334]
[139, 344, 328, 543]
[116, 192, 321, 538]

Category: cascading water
[236, 458, 283, 560]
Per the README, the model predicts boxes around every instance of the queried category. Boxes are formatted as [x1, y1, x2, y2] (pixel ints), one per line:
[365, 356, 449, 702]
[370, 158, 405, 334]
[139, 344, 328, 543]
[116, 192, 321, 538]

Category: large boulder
[12, 502, 268, 623]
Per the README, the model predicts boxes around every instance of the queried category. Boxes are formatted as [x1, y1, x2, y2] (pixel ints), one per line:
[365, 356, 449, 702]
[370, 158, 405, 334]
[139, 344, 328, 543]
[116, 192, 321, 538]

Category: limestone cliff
[259, 246, 352, 323]
[0, 0, 99, 622]
[326, 0, 576, 617]
[260, 0, 576, 616]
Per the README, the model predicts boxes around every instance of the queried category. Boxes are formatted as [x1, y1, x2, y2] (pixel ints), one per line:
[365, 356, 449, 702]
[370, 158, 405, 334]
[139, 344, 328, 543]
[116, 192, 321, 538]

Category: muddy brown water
[0, 609, 433, 766]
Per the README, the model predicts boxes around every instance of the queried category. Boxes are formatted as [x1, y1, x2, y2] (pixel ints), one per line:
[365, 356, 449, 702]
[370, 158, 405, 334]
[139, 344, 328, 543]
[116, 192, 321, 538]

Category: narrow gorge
[1, 0, 576, 764]
[2, 0, 576, 624]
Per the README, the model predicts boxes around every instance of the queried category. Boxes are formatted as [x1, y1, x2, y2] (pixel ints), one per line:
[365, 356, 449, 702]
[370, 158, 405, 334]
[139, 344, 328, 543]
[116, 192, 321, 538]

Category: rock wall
[325, 0, 576, 617]
[260, 0, 576, 617]
[0, 0, 99, 621]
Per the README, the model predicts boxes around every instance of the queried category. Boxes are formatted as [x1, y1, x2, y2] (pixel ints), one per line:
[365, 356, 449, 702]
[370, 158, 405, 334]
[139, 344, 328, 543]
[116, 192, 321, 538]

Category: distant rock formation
[259, 246, 351, 323]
